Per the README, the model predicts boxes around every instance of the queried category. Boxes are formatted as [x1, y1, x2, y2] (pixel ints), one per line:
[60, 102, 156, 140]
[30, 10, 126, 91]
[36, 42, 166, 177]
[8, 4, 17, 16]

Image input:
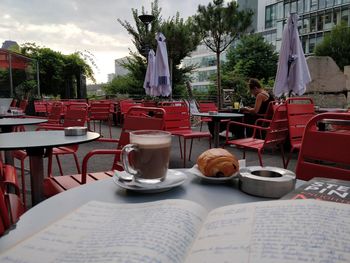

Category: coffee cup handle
[121, 144, 139, 176]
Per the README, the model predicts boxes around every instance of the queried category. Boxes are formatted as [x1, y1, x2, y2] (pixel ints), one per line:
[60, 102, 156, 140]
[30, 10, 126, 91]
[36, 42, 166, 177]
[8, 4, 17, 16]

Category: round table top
[0, 174, 304, 252]
[193, 112, 244, 118]
[0, 130, 100, 150]
[0, 117, 47, 127]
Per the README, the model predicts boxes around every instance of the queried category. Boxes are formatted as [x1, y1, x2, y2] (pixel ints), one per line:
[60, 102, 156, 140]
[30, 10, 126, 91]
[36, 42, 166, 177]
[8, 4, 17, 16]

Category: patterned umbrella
[155, 32, 171, 97]
[274, 13, 311, 97]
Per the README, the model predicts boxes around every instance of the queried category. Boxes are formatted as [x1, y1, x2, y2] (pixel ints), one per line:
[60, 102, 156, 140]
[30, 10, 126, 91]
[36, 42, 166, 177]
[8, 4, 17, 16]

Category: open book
[1, 199, 350, 263]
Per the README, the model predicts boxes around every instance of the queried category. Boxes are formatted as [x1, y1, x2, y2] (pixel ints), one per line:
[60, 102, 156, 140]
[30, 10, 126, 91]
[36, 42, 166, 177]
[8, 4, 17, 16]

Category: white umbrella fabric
[273, 13, 311, 97]
[155, 32, 171, 97]
[143, 49, 158, 96]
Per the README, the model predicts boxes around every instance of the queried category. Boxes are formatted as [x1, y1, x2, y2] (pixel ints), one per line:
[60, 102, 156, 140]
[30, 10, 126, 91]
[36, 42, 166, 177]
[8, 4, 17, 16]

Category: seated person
[238, 78, 275, 137]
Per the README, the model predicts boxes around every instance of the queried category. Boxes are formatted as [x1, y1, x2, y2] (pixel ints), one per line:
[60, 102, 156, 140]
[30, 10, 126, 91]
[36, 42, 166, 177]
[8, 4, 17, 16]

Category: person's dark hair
[248, 78, 262, 90]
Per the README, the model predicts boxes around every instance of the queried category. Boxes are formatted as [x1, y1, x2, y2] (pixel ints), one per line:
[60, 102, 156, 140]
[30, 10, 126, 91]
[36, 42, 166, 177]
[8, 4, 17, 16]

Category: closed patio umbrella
[155, 32, 171, 97]
[273, 13, 311, 97]
[143, 49, 158, 96]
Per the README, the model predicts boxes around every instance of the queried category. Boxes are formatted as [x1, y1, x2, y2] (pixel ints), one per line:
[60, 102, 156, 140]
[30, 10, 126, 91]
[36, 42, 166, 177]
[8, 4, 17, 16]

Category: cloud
[0, 0, 213, 83]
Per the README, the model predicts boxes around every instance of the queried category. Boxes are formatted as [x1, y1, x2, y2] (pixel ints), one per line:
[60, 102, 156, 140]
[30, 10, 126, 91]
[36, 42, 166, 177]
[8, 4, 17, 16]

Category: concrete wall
[305, 56, 349, 108]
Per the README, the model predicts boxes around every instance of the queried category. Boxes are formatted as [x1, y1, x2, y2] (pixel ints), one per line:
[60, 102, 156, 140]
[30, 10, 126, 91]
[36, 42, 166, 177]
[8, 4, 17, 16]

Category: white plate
[113, 169, 187, 193]
[189, 165, 239, 183]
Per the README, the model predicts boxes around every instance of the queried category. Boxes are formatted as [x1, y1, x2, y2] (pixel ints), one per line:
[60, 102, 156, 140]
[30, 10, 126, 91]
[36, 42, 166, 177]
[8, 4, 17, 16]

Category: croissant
[197, 148, 239, 177]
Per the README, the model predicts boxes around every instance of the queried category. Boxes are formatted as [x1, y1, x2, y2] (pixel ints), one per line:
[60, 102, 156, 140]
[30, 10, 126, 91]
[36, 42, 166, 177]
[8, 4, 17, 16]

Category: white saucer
[189, 165, 238, 183]
[113, 169, 187, 193]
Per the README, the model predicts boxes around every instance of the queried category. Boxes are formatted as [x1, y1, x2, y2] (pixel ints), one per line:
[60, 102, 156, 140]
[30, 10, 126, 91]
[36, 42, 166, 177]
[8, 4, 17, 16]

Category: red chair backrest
[10, 99, 17, 107]
[89, 100, 112, 120]
[160, 101, 191, 132]
[112, 106, 166, 170]
[47, 102, 63, 124]
[286, 97, 315, 146]
[198, 102, 218, 112]
[262, 103, 289, 148]
[34, 100, 47, 114]
[296, 113, 350, 181]
[63, 104, 88, 127]
[119, 100, 140, 115]
[18, 99, 28, 111]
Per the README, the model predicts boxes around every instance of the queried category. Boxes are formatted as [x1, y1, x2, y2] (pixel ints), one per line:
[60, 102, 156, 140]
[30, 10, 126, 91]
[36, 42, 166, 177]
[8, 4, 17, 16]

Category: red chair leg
[20, 159, 26, 208]
[183, 137, 187, 167]
[258, 149, 263, 166]
[73, 153, 81, 174]
[108, 118, 112, 138]
[178, 136, 183, 159]
[189, 139, 194, 161]
[55, 155, 64, 176]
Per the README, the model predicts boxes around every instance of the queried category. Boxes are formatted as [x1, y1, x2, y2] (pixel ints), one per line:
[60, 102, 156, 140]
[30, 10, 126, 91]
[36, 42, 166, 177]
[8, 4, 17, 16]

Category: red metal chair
[198, 101, 218, 131]
[224, 103, 289, 167]
[296, 113, 350, 181]
[18, 99, 28, 112]
[43, 106, 166, 197]
[285, 97, 315, 168]
[88, 100, 113, 138]
[33, 100, 48, 116]
[0, 161, 25, 234]
[160, 101, 211, 167]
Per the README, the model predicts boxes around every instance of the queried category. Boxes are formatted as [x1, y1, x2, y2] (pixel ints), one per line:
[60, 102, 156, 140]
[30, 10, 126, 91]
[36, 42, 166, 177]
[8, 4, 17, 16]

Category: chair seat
[43, 171, 114, 197]
[290, 141, 302, 150]
[172, 130, 211, 139]
[227, 137, 265, 150]
[12, 150, 26, 159]
[52, 146, 76, 154]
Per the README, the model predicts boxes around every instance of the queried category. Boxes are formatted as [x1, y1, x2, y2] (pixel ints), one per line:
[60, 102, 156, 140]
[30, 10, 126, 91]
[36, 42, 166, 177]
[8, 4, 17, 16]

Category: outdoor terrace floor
[19, 121, 298, 208]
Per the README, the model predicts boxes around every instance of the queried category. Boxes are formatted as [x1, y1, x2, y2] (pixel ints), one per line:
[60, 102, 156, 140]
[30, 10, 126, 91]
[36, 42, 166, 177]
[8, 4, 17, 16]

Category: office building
[258, 0, 350, 54]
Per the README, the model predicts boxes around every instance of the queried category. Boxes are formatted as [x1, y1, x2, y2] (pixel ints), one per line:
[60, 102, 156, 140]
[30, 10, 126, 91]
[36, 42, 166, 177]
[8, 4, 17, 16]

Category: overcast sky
[0, 0, 218, 83]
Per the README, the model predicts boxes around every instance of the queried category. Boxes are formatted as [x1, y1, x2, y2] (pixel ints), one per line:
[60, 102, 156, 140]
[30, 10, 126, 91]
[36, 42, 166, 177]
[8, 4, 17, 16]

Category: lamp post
[138, 14, 155, 59]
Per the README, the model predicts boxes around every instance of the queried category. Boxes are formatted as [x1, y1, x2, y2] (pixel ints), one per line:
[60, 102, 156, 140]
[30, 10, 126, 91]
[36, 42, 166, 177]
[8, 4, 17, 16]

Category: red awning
[0, 50, 29, 69]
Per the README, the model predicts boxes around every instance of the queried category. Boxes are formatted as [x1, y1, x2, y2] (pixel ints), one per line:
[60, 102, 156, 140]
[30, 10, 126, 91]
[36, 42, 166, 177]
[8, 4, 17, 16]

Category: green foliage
[315, 23, 350, 71]
[20, 43, 96, 98]
[224, 34, 278, 81]
[193, 0, 253, 108]
[15, 80, 38, 99]
[102, 74, 134, 95]
[118, 0, 201, 97]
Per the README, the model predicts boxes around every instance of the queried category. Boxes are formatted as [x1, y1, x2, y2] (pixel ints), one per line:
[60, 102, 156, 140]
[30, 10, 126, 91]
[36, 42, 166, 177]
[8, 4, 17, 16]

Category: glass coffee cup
[121, 130, 172, 184]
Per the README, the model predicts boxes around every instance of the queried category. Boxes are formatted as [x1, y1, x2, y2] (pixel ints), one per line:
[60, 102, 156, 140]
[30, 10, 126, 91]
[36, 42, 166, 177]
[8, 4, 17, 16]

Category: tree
[20, 43, 95, 98]
[193, 0, 253, 108]
[118, 0, 201, 96]
[315, 23, 350, 71]
[224, 34, 278, 81]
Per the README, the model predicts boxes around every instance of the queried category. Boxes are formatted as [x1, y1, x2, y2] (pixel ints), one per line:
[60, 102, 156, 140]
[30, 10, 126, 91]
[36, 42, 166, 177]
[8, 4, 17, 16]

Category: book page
[0, 199, 207, 263]
[186, 199, 350, 263]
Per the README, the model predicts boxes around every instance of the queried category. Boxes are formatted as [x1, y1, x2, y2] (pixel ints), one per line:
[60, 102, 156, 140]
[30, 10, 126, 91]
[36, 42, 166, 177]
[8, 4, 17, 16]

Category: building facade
[183, 0, 350, 91]
[260, 0, 350, 54]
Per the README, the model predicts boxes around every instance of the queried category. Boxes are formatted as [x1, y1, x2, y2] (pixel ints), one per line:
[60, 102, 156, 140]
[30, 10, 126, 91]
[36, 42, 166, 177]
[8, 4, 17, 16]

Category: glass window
[277, 21, 284, 39]
[324, 11, 333, 29]
[326, 0, 334, 7]
[341, 8, 349, 25]
[334, 0, 341, 4]
[334, 10, 340, 24]
[297, 0, 304, 14]
[310, 15, 317, 31]
[301, 37, 308, 53]
[303, 17, 310, 33]
[309, 36, 316, 53]
[265, 4, 277, 29]
[319, 0, 326, 9]
[311, 0, 318, 10]
[291, 1, 297, 13]
[318, 15, 324, 31]
[284, 3, 290, 17]
[277, 2, 284, 19]
[304, 0, 310, 12]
